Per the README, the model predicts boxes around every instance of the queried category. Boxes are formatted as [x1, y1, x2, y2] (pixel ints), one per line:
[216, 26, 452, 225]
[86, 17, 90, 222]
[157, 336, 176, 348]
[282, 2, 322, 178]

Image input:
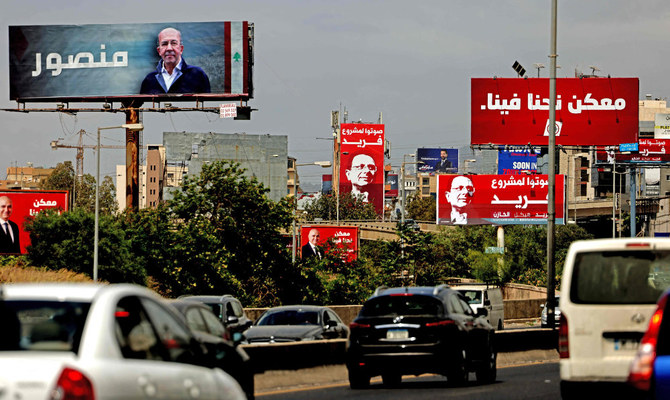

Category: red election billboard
[0, 190, 69, 254]
[300, 225, 359, 261]
[339, 123, 385, 214]
[436, 175, 565, 225]
[471, 78, 639, 146]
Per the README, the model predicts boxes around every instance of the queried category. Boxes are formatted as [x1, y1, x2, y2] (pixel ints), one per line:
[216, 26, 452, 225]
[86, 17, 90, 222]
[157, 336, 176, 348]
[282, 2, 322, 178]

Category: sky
[1, 0, 670, 187]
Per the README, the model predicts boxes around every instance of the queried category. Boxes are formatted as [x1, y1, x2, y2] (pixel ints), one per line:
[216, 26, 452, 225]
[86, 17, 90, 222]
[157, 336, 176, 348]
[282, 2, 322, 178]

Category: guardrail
[241, 328, 557, 372]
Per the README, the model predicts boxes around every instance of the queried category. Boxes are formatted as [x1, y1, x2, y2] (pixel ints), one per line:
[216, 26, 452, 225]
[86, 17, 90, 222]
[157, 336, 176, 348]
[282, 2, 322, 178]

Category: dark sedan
[243, 305, 349, 344]
[169, 300, 255, 400]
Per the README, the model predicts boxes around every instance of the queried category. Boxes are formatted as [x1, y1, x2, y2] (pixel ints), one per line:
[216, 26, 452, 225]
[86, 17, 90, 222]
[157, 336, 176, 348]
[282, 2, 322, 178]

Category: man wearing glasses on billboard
[345, 153, 377, 202]
[445, 176, 475, 225]
[141, 27, 211, 94]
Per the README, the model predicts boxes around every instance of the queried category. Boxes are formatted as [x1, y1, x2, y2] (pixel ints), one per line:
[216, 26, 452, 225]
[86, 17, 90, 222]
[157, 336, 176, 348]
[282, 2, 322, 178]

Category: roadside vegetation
[5, 160, 593, 306]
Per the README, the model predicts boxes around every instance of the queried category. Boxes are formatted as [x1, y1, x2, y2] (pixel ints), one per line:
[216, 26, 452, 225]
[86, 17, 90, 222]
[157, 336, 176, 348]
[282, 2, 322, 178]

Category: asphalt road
[258, 361, 560, 400]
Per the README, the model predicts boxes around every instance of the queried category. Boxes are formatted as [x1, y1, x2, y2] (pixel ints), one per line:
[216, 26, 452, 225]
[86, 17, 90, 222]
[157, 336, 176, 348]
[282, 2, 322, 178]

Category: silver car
[0, 283, 245, 400]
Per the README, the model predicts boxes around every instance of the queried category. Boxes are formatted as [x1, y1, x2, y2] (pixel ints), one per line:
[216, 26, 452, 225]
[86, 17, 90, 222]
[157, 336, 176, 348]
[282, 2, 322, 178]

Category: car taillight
[349, 322, 371, 329]
[50, 367, 95, 400]
[628, 296, 668, 392]
[426, 319, 455, 327]
[558, 313, 569, 358]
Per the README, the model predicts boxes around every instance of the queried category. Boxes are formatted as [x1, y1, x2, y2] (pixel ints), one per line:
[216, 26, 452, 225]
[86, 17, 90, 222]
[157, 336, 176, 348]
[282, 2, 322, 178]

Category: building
[2, 163, 55, 190]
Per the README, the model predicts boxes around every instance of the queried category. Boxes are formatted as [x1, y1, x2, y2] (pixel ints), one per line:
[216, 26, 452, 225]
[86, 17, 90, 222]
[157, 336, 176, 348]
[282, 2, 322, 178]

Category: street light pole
[94, 123, 143, 282]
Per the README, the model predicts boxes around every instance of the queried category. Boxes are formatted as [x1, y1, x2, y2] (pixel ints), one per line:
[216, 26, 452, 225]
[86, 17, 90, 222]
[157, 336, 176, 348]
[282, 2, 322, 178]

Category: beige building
[2, 163, 55, 190]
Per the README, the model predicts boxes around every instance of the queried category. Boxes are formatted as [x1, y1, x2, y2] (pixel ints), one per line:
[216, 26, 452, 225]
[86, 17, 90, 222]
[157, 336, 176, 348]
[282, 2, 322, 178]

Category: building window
[422, 178, 429, 185]
[422, 187, 430, 195]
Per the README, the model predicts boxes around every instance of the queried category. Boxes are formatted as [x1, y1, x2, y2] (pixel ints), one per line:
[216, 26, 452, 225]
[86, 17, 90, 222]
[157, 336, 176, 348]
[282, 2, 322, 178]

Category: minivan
[559, 238, 670, 398]
[454, 284, 505, 330]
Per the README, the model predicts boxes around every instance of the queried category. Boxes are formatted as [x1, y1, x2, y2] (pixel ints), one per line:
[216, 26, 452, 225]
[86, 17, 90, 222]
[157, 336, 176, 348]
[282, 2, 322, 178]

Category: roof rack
[432, 284, 450, 295]
[373, 286, 389, 296]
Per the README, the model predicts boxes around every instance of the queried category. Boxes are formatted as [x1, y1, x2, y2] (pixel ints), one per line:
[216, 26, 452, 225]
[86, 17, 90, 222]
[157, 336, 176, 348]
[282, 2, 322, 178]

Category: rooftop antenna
[533, 63, 545, 78]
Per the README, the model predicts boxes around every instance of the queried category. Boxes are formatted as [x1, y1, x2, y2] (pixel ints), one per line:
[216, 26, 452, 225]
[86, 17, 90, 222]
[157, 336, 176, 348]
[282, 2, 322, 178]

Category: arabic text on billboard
[471, 78, 638, 146]
[436, 174, 565, 226]
[9, 22, 252, 100]
[300, 225, 359, 261]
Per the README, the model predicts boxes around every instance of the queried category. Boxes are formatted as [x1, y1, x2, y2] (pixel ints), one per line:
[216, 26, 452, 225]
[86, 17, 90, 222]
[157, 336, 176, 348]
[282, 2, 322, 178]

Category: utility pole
[546, 0, 558, 329]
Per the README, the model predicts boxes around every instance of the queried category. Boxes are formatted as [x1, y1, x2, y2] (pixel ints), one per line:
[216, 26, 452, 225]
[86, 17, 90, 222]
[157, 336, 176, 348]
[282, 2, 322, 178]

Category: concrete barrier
[242, 328, 557, 372]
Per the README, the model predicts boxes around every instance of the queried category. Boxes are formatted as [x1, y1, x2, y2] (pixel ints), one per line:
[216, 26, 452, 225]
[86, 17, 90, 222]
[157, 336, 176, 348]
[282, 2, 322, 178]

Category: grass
[0, 256, 92, 283]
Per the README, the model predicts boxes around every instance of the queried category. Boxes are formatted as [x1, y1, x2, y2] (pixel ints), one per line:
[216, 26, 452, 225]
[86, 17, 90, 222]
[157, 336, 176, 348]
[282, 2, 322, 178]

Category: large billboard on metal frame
[436, 174, 565, 225]
[9, 22, 252, 101]
[471, 78, 638, 146]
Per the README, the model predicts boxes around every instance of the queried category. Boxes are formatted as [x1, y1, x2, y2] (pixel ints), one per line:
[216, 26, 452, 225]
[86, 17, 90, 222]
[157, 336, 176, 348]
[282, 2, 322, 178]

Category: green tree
[24, 208, 145, 284]
[40, 161, 117, 213]
[303, 192, 377, 221]
[165, 160, 294, 306]
[406, 193, 436, 222]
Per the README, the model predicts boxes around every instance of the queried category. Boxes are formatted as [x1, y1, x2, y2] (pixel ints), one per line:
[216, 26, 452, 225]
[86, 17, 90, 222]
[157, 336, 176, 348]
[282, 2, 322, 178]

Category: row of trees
[14, 160, 593, 306]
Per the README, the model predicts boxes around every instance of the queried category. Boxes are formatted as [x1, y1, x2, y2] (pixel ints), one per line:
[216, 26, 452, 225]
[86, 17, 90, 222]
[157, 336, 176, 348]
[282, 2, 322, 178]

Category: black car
[169, 300, 255, 400]
[243, 305, 349, 343]
[346, 285, 496, 388]
[178, 294, 252, 342]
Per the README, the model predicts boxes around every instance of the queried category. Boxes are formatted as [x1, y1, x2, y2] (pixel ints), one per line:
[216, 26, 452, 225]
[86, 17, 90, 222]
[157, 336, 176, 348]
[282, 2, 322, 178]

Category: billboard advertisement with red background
[300, 225, 359, 261]
[471, 78, 639, 146]
[0, 190, 69, 254]
[436, 175, 565, 225]
[339, 123, 385, 214]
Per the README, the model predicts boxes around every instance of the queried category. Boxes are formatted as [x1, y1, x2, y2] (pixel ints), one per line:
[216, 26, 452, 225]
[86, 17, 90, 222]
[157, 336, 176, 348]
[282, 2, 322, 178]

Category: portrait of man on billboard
[0, 196, 21, 254]
[301, 228, 323, 260]
[345, 153, 378, 203]
[445, 175, 476, 225]
[140, 27, 211, 94]
[434, 149, 455, 173]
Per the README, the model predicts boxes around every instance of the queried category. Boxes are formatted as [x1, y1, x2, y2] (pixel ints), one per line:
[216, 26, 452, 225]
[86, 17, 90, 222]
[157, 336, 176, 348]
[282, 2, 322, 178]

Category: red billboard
[0, 190, 69, 254]
[339, 124, 385, 214]
[300, 225, 359, 261]
[471, 78, 639, 146]
[436, 175, 565, 225]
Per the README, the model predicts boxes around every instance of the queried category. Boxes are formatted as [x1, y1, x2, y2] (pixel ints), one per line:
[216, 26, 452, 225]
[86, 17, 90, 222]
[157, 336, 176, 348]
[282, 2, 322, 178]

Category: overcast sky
[1, 1, 669, 185]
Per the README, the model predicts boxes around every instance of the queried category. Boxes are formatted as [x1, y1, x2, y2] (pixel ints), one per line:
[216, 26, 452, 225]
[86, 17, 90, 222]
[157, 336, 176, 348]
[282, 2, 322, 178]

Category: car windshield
[0, 300, 90, 352]
[257, 309, 320, 326]
[360, 295, 444, 317]
[571, 250, 670, 304]
[458, 290, 483, 305]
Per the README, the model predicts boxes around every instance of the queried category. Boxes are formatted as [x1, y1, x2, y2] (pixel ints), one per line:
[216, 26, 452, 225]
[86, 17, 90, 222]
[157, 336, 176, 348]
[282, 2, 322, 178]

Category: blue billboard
[417, 148, 458, 174]
[498, 150, 538, 175]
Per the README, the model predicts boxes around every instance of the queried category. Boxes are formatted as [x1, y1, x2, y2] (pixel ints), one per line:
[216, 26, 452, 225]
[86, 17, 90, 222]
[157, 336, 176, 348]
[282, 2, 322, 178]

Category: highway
[259, 362, 560, 400]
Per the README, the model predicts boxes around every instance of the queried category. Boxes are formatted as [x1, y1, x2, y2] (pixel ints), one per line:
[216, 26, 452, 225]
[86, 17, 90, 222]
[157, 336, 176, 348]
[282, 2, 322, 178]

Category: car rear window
[570, 250, 670, 304]
[257, 310, 320, 326]
[0, 300, 90, 352]
[360, 295, 444, 317]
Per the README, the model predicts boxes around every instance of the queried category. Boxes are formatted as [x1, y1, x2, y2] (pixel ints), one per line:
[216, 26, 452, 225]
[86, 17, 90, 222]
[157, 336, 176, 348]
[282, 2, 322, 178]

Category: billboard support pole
[630, 167, 637, 237]
[546, 0, 558, 330]
[124, 103, 142, 210]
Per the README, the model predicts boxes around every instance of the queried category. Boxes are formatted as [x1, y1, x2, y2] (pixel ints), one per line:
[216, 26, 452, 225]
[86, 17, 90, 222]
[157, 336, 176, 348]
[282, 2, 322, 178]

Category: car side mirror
[484, 299, 491, 306]
[226, 315, 239, 325]
[326, 320, 337, 329]
[540, 304, 545, 309]
[476, 308, 489, 317]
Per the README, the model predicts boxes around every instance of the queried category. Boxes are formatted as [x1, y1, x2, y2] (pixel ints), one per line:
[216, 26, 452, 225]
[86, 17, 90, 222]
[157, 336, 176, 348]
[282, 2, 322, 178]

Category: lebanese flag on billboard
[471, 78, 638, 146]
[436, 175, 565, 225]
[339, 123, 385, 214]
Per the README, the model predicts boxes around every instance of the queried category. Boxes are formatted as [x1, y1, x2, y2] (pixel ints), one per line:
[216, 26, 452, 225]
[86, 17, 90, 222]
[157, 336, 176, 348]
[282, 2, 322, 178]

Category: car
[243, 305, 349, 343]
[0, 283, 245, 400]
[346, 285, 496, 389]
[178, 294, 252, 342]
[540, 295, 561, 328]
[170, 299, 255, 400]
[559, 238, 670, 399]
[453, 283, 505, 330]
[628, 287, 670, 398]
[401, 219, 421, 231]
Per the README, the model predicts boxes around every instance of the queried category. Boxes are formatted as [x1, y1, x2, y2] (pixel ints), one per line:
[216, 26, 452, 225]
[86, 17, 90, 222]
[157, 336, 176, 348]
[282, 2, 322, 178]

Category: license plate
[612, 338, 640, 351]
[386, 329, 408, 339]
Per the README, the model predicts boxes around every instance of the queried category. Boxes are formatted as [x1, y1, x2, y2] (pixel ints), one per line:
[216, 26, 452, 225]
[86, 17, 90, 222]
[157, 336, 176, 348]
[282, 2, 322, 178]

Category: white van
[454, 284, 505, 330]
[559, 238, 670, 398]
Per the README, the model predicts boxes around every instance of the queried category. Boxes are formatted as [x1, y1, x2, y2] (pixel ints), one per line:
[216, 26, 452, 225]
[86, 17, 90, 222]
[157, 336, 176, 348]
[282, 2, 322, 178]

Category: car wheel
[348, 368, 370, 389]
[475, 341, 497, 384]
[446, 350, 468, 386]
[382, 373, 402, 387]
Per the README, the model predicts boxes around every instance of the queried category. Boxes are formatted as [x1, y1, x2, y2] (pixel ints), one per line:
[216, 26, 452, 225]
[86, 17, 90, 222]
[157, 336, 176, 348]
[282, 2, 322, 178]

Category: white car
[0, 283, 246, 400]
